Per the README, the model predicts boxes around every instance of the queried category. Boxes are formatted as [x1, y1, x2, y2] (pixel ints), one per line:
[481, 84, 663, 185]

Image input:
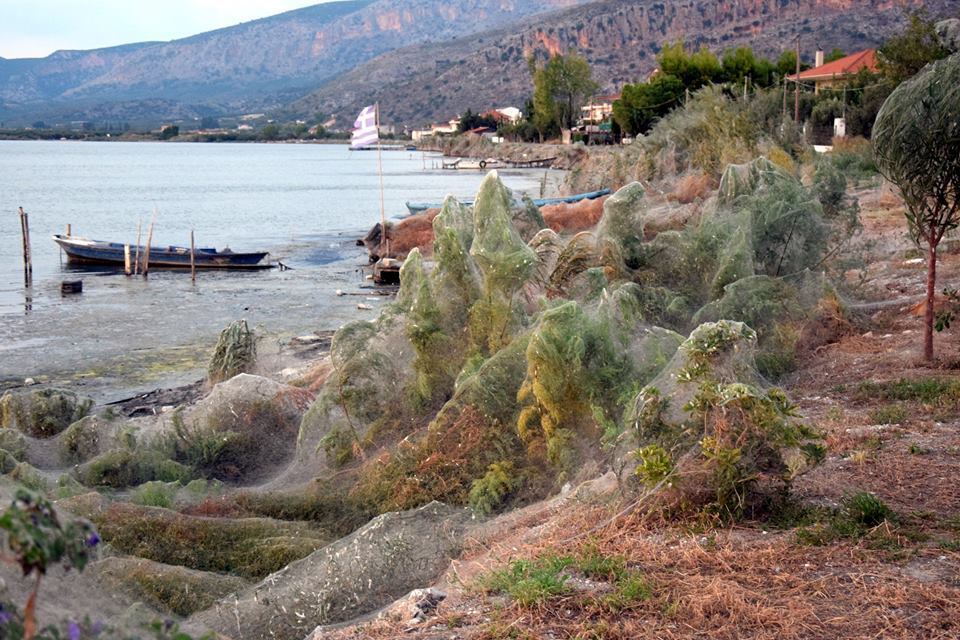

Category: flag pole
[375, 102, 388, 258]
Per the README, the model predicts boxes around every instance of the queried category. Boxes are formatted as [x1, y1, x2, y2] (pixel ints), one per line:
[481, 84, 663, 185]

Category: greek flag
[351, 105, 378, 149]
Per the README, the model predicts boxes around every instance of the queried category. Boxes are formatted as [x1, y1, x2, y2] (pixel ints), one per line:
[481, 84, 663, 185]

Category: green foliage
[878, 10, 951, 83]
[483, 545, 652, 611]
[868, 405, 907, 425]
[207, 319, 256, 384]
[0, 489, 99, 577]
[613, 74, 685, 136]
[131, 481, 179, 508]
[853, 378, 960, 404]
[0, 389, 92, 438]
[468, 461, 521, 516]
[531, 51, 598, 132]
[483, 554, 574, 606]
[78, 448, 191, 488]
[873, 52, 960, 360]
[89, 502, 328, 579]
[796, 492, 894, 545]
[170, 399, 296, 482]
[634, 444, 673, 487]
[517, 301, 630, 466]
[643, 86, 758, 178]
[457, 108, 498, 133]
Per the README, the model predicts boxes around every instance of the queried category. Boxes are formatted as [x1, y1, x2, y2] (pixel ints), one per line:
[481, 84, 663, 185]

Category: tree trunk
[925, 239, 938, 361]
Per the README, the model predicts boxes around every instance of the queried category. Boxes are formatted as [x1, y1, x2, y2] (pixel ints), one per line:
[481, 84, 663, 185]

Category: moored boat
[52, 235, 272, 269]
[404, 188, 611, 215]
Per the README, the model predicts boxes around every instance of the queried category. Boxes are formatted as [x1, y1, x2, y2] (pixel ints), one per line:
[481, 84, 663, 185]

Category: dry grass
[542, 196, 607, 233]
[668, 172, 713, 204]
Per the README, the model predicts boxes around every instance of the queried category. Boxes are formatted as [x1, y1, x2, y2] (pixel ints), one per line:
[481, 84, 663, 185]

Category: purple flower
[68, 622, 81, 640]
[86, 532, 101, 547]
[0, 610, 13, 625]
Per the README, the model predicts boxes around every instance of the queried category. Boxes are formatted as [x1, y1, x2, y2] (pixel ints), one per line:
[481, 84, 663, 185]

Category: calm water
[0, 141, 547, 399]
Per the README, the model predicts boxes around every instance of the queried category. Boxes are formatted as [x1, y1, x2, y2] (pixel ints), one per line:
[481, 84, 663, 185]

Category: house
[579, 94, 620, 125]
[788, 49, 878, 94]
[482, 107, 523, 124]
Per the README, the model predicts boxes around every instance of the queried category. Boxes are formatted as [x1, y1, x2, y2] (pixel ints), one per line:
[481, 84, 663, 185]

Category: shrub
[468, 461, 521, 516]
[207, 319, 256, 384]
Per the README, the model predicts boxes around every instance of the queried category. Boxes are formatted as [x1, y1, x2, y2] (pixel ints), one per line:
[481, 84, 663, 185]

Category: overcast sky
[0, 0, 329, 58]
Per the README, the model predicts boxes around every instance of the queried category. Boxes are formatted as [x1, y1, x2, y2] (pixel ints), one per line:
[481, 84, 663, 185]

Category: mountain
[289, 0, 956, 127]
[0, 0, 591, 126]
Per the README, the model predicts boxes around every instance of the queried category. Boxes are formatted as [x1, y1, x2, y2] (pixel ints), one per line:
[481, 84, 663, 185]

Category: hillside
[289, 0, 955, 127]
[0, 0, 590, 126]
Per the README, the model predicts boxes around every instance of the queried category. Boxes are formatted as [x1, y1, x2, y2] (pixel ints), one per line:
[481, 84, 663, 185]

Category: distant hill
[288, 0, 957, 127]
[0, 0, 591, 127]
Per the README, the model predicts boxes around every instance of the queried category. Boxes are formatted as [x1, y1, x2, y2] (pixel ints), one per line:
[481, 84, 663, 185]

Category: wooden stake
[142, 221, 154, 278]
[133, 221, 142, 275]
[124, 244, 132, 275]
[66, 223, 71, 237]
[18, 207, 32, 286]
[795, 36, 801, 124]
[190, 230, 196, 282]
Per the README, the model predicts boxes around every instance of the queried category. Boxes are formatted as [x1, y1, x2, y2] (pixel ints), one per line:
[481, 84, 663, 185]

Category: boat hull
[53, 236, 272, 270]
[404, 188, 611, 215]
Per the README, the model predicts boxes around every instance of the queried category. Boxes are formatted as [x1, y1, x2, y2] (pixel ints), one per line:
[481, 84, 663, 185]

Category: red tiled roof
[789, 49, 878, 81]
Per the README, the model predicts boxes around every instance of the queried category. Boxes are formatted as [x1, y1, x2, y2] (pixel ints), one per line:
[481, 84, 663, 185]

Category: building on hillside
[579, 94, 620, 125]
[481, 107, 523, 124]
[409, 117, 461, 142]
[431, 118, 461, 135]
[788, 49, 878, 94]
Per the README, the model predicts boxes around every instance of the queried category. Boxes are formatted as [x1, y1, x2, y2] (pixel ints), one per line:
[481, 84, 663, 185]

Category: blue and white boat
[52, 235, 272, 269]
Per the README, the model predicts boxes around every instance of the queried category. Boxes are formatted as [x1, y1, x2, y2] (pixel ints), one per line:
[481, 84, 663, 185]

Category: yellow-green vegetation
[796, 492, 895, 546]
[77, 448, 192, 488]
[0, 388, 92, 437]
[94, 556, 248, 616]
[208, 319, 257, 384]
[629, 321, 824, 520]
[87, 502, 329, 579]
[482, 544, 652, 610]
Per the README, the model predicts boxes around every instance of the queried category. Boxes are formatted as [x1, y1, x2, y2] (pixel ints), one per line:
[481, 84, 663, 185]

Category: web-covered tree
[873, 53, 960, 361]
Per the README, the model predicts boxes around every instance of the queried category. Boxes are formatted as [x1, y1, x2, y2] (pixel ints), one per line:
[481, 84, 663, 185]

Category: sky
[0, 0, 330, 59]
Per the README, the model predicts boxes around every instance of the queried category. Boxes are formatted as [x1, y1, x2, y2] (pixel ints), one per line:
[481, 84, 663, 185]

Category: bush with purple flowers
[0, 489, 100, 639]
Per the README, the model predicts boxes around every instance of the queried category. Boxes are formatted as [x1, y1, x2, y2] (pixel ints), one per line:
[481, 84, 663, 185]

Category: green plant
[207, 319, 256, 383]
[634, 444, 674, 487]
[0, 489, 99, 637]
[796, 491, 894, 545]
[873, 53, 960, 360]
[483, 554, 574, 607]
[868, 405, 907, 425]
[132, 481, 179, 508]
[469, 461, 521, 516]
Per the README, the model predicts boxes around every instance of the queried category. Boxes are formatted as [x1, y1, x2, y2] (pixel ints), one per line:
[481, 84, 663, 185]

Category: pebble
[23, 377, 35, 386]
[357, 303, 373, 310]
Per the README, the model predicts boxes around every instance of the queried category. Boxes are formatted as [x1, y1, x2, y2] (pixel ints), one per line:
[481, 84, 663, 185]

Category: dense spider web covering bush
[300, 167, 836, 517]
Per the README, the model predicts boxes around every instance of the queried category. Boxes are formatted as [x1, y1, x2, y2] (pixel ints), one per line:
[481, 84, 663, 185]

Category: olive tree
[873, 53, 960, 360]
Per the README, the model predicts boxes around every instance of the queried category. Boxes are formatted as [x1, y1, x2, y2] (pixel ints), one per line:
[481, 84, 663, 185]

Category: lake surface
[0, 141, 549, 400]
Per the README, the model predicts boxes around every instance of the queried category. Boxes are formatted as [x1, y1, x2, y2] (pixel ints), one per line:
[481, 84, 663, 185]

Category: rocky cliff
[0, 0, 590, 125]
[290, 0, 955, 126]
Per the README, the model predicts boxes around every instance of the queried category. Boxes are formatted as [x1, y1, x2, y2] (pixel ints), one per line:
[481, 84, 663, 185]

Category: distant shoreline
[0, 133, 368, 145]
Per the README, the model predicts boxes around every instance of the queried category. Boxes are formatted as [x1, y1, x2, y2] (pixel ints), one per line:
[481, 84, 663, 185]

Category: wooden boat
[404, 188, 612, 215]
[52, 235, 273, 269]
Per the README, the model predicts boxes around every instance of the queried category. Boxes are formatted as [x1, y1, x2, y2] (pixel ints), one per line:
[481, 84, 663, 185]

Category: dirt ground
[321, 184, 960, 640]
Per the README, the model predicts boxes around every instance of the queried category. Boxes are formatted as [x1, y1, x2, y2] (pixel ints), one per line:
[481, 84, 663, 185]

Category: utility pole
[795, 36, 801, 123]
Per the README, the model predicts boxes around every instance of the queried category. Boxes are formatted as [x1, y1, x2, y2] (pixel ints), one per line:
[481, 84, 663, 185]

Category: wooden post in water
[142, 222, 154, 277]
[66, 223, 71, 237]
[18, 207, 32, 286]
[133, 221, 142, 275]
[124, 244, 132, 275]
[190, 230, 196, 282]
